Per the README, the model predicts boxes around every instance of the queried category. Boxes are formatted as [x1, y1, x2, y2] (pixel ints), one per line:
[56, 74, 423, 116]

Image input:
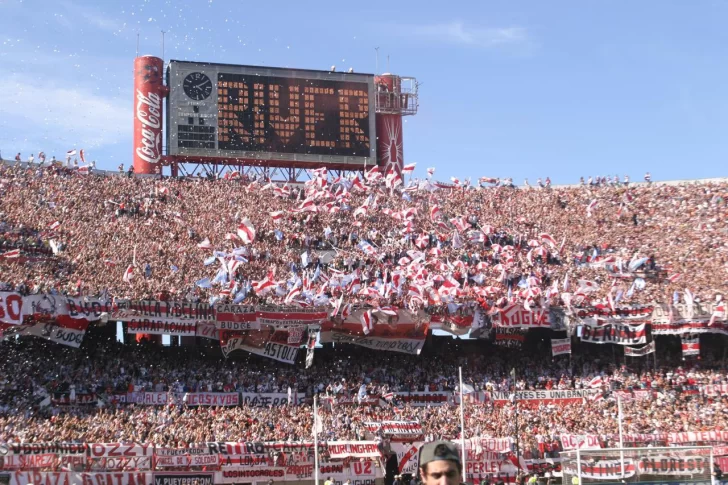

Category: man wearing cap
[419, 441, 462, 485]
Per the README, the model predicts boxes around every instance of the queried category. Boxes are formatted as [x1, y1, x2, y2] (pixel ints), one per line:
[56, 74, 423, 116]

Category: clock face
[183, 72, 213, 101]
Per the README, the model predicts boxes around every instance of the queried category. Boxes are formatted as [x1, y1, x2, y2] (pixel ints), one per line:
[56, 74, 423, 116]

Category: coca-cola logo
[135, 89, 162, 164]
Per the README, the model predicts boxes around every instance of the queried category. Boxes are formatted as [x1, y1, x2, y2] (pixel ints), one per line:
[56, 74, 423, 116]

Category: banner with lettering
[551, 338, 571, 356]
[214, 304, 258, 331]
[220, 328, 300, 364]
[390, 442, 423, 475]
[125, 319, 197, 337]
[494, 328, 527, 349]
[562, 460, 636, 480]
[320, 309, 428, 355]
[576, 305, 654, 321]
[637, 456, 708, 476]
[326, 442, 380, 459]
[152, 473, 214, 485]
[4, 320, 89, 348]
[491, 304, 549, 329]
[113, 300, 215, 322]
[0, 292, 23, 327]
[624, 341, 655, 356]
[11, 472, 153, 485]
[559, 434, 602, 450]
[90, 456, 153, 471]
[239, 392, 305, 407]
[467, 438, 514, 454]
[255, 306, 329, 328]
[114, 392, 239, 407]
[489, 389, 599, 405]
[195, 322, 219, 340]
[579, 321, 647, 345]
[216, 468, 286, 483]
[394, 391, 451, 407]
[363, 421, 423, 440]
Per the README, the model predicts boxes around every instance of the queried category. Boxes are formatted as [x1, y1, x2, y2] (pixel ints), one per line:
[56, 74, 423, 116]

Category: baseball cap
[419, 441, 461, 467]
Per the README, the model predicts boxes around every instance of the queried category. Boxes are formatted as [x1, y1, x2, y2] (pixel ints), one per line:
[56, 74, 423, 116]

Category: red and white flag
[426, 167, 435, 177]
[588, 376, 603, 389]
[270, 211, 285, 223]
[197, 238, 213, 250]
[0, 249, 20, 258]
[430, 205, 441, 222]
[237, 218, 256, 244]
[709, 303, 726, 326]
[66, 149, 77, 157]
[79, 149, 86, 163]
[48, 221, 61, 231]
[342, 303, 352, 320]
[539, 233, 557, 247]
[402, 163, 416, 174]
[122, 265, 134, 284]
[360, 310, 374, 335]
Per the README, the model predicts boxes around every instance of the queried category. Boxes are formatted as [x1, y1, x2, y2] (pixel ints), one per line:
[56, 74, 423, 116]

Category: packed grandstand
[1, 158, 728, 485]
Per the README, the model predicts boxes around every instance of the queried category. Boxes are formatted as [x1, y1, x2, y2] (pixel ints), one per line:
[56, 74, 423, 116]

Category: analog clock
[183, 72, 213, 101]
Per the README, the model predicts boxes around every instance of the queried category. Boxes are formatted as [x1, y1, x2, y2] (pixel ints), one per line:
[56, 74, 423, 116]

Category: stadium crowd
[1, 160, 728, 464]
[0, 161, 725, 311]
[2, 337, 728, 456]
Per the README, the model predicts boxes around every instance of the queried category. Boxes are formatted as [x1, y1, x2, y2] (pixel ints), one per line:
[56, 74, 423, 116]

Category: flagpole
[459, 366, 467, 482]
[617, 394, 625, 478]
[314, 395, 320, 485]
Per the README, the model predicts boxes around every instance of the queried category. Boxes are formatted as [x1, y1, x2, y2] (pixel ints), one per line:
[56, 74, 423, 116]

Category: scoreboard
[166, 60, 377, 166]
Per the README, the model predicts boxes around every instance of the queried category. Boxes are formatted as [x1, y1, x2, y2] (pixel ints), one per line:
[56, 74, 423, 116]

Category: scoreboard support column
[133, 56, 167, 175]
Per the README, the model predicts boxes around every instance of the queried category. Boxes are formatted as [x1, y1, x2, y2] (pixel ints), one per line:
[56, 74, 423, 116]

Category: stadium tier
[1, 161, 728, 485]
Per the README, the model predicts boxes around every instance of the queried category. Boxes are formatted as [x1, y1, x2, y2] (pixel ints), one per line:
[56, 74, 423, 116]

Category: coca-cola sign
[135, 89, 162, 165]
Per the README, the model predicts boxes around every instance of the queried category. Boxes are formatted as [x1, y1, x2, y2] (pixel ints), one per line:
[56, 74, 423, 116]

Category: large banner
[113, 300, 215, 322]
[579, 321, 647, 345]
[320, 308, 429, 355]
[489, 389, 599, 404]
[220, 328, 300, 364]
[11, 472, 153, 485]
[114, 392, 239, 407]
[491, 305, 549, 329]
[430, 314, 474, 336]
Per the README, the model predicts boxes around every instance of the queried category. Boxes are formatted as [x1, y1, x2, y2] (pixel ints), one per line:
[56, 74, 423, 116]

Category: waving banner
[220, 328, 300, 364]
[624, 341, 655, 356]
[320, 308, 429, 355]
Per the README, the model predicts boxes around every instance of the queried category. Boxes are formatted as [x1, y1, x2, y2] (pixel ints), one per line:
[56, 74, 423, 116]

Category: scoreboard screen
[166, 60, 376, 165]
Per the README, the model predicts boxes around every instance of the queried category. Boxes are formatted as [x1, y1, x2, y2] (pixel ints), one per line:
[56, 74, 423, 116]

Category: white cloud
[391, 22, 528, 48]
[58, 1, 121, 33]
[0, 77, 131, 149]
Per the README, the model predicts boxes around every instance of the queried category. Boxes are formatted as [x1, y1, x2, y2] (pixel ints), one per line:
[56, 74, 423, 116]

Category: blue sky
[2, 0, 728, 184]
